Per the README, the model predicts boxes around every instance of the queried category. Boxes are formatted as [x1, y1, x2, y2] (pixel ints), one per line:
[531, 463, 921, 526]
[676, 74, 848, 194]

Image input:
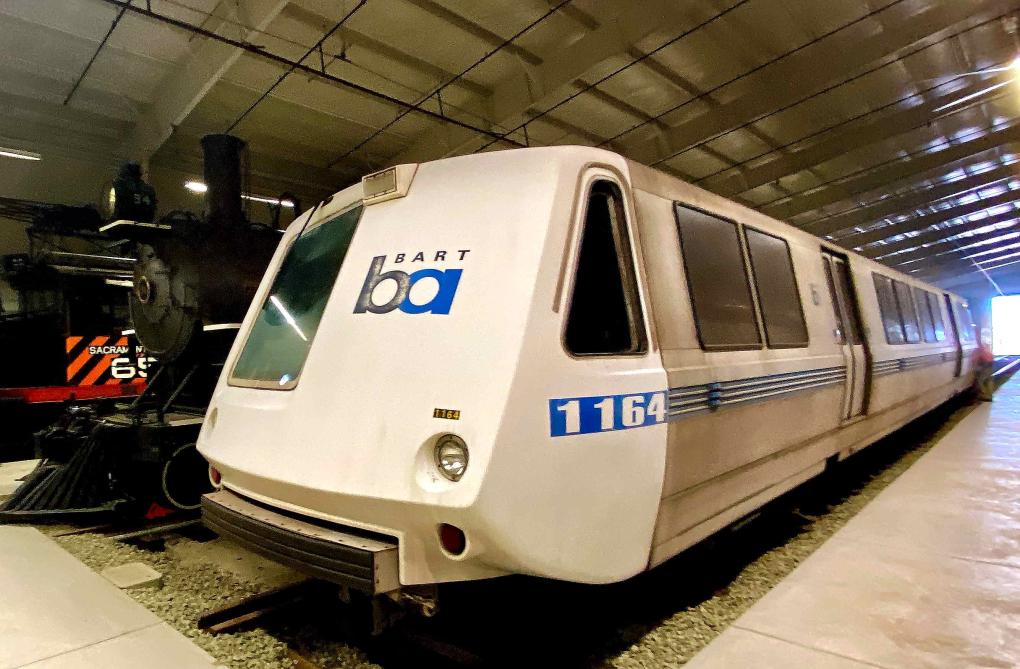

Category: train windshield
[230, 205, 363, 389]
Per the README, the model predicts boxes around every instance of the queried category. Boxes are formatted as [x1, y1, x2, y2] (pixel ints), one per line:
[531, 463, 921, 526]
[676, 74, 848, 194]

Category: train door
[944, 293, 963, 377]
[822, 252, 869, 419]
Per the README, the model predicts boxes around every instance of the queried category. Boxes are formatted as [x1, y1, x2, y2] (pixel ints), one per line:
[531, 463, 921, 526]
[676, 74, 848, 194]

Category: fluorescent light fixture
[963, 240, 1020, 260]
[977, 250, 1020, 266]
[0, 146, 41, 161]
[183, 180, 293, 207]
[982, 257, 1020, 273]
[932, 80, 1013, 113]
[244, 193, 295, 208]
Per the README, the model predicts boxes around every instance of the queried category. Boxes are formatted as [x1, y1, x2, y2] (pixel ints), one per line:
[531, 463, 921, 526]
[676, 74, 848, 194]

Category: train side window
[674, 204, 761, 351]
[954, 302, 976, 343]
[892, 280, 921, 343]
[565, 181, 646, 355]
[926, 292, 946, 341]
[872, 273, 905, 344]
[822, 258, 844, 344]
[831, 259, 862, 344]
[913, 287, 937, 343]
[745, 228, 808, 347]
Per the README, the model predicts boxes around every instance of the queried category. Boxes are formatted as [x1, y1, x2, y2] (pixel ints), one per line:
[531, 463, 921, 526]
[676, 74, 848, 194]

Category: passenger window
[873, 273, 905, 344]
[927, 292, 946, 341]
[954, 302, 976, 343]
[565, 181, 646, 355]
[675, 204, 761, 350]
[893, 280, 921, 343]
[822, 258, 844, 344]
[745, 228, 808, 347]
[914, 287, 937, 343]
[831, 259, 862, 344]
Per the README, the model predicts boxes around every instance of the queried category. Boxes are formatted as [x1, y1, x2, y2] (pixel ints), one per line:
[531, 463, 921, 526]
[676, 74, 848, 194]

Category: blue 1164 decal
[549, 391, 666, 437]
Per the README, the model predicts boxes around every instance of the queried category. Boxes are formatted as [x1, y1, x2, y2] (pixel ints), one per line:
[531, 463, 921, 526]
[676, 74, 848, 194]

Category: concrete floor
[686, 377, 1020, 668]
[0, 460, 39, 503]
[0, 526, 220, 669]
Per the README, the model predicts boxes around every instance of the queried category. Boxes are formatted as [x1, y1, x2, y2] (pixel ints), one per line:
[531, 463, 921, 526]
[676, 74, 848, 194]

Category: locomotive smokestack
[201, 134, 245, 226]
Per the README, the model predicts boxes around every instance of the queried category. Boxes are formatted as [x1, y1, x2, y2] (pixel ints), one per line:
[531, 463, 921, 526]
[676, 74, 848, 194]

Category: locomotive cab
[198, 147, 668, 595]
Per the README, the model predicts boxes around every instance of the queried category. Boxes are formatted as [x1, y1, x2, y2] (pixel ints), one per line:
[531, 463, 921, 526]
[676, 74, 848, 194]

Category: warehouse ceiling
[2, 0, 1020, 296]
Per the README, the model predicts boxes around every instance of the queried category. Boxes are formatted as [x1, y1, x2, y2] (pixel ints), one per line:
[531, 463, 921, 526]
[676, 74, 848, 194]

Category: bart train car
[198, 146, 977, 605]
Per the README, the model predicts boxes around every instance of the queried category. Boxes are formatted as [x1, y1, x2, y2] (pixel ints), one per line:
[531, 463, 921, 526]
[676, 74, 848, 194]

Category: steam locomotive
[1, 134, 283, 520]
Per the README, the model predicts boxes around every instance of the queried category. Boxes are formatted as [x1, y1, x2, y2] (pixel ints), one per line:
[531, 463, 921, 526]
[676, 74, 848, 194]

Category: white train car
[197, 146, 977, 607]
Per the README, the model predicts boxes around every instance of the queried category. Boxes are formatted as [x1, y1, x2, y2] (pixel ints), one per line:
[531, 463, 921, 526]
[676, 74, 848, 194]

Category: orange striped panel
[66, 335, 108, 382]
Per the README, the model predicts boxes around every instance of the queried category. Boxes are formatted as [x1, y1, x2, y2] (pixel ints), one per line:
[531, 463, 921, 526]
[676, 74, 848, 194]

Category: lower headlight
[434, 434, 468, 482]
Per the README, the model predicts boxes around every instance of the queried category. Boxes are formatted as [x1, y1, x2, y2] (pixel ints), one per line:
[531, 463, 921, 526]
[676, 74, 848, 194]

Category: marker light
[361, 164, 418, 205]
[438, 523, 466, 556]
[434, 434, 468, 482]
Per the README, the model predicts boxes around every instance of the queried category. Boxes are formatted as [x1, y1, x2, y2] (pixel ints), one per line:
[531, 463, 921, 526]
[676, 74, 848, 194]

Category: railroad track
[196, 580, 484, 667]
[50, 513, 202, 542]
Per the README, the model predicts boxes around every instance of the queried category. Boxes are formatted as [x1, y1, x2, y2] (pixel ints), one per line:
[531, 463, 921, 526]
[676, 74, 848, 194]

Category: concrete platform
[0, 460, 39, 503]
[0, 526, 220, 669]
[687, 377, 1020, 669]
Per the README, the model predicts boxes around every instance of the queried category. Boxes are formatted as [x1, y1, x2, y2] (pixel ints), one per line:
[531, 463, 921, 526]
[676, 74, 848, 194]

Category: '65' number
[111, 356, 156, 379]
[549, 391, 666, 437]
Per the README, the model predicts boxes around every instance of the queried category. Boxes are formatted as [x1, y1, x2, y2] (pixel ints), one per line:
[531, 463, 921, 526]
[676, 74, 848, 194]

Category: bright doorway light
[991, 294, 1020, 354]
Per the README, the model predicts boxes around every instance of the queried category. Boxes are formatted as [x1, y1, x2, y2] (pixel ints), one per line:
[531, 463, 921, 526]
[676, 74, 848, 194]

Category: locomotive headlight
[434, 434, 468, 482]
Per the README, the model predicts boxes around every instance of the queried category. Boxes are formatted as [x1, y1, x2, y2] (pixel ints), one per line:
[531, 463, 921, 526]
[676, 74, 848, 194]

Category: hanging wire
[65, 0, 131, 105]
[99, 0, 523, 147]
[225, 0, 371, 133]
[326, 0, 574, 168]
[471, 0, 759, 152]
[647, 11, 1019, 170]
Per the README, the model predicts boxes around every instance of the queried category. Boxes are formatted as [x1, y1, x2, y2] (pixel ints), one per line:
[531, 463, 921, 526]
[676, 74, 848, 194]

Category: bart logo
[354, 256, 463, 315]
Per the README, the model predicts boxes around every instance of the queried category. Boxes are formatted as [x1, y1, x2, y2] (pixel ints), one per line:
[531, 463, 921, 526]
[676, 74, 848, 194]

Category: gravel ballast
[46, 397, 974, 668]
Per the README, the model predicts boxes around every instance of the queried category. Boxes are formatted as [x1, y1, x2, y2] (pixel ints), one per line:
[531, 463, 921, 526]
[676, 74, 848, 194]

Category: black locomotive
[1, 134, 284, 521]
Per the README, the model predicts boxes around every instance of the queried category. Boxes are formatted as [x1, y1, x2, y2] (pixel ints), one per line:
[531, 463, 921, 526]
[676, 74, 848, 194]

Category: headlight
[434, 434, 468, 482]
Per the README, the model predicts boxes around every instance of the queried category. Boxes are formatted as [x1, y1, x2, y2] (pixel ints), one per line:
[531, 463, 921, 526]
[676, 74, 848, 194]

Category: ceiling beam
[699, 75, 1015, 197]
[898, 235, 1020, 273]
[0, 87, 130, 138]
[392, 0, 687, 163]
[883, 222, 1020, 267]
[396, 0, 539, 65]
[281, 4, 490, 100]
[122, 0, 290, 163]
[932, 264, 1020, 292]
[801, 163, 1018, 238]
[763, 122, 1020, 221]
[618, 0, 1014, 166]
[849, 190, 1020, 251]
[914, 245, 1020, 280]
